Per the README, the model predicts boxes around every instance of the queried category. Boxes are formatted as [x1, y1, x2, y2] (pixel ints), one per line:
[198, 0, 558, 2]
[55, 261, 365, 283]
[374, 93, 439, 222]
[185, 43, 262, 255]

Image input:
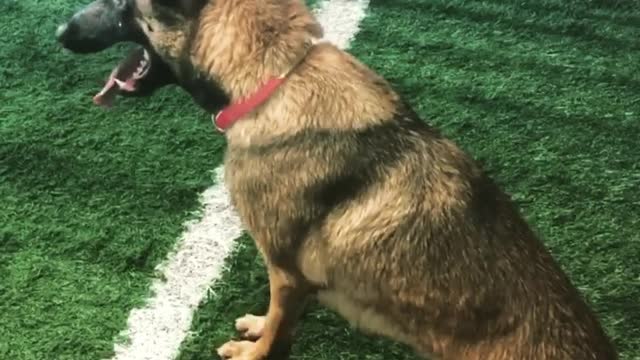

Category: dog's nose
[56, 21, 82, 48]
[56, 24, 67, 40]
[55, 23, 72, 44]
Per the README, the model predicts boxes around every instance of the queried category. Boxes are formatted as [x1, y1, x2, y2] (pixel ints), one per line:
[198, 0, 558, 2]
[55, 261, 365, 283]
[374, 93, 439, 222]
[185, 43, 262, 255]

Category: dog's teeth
[143, 50, 150, 62]
[114, 78, 135, 91]
[136, 58, 149, 76]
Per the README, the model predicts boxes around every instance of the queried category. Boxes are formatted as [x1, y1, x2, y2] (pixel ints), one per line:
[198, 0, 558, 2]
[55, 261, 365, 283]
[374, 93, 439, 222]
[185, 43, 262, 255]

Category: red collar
[212, 76, 286, 132]
[212, 46, 312, 133]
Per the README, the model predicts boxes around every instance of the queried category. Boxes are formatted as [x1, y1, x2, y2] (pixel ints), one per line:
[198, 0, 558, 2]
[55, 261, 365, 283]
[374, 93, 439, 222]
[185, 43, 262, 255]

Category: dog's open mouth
[93, 47, 151, 107]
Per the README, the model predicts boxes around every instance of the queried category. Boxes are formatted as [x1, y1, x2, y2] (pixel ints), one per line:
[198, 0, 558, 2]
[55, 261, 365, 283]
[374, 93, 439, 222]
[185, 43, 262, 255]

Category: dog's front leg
[217, 265, 310, 360]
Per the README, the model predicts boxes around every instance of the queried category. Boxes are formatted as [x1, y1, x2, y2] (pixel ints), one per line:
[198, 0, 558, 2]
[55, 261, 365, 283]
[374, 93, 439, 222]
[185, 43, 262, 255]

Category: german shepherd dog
[56, 1, 618, 359]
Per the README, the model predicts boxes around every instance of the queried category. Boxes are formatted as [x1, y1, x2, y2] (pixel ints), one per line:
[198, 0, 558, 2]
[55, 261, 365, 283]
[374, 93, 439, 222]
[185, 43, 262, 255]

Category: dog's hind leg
[217, 265, 312, 360]
[317, 290, 422, 350]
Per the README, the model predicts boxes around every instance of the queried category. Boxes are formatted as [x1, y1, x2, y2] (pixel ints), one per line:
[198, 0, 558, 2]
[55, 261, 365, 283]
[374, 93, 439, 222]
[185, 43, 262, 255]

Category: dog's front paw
[216, 340, 263, 360]
[235, 314, 266, 340]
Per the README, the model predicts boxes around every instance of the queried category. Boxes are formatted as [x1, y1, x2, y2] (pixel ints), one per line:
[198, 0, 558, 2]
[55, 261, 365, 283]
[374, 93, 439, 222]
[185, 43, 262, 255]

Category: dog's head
[56, 0, 228, 112]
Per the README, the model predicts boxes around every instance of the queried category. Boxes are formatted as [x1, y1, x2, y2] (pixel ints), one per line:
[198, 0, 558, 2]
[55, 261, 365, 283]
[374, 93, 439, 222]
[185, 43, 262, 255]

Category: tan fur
[131, 0, 618, 359]
[317, 290, 415, 344]
[215, 44, 400, 148]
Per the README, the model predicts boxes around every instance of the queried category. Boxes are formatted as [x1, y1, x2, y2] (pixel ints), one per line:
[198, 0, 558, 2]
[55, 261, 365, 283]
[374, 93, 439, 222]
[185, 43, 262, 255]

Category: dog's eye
[146, 22, 154, 32]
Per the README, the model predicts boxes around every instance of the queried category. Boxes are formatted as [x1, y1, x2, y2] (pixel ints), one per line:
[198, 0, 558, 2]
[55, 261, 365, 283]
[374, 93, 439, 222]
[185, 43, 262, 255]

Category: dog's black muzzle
[56, 0, 144, 53]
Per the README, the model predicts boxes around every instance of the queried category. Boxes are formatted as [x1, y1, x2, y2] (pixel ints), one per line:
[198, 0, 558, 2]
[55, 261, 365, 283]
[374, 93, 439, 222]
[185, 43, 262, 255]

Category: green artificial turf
[0, 0, 638, 359]
[178, 0, 640, 359]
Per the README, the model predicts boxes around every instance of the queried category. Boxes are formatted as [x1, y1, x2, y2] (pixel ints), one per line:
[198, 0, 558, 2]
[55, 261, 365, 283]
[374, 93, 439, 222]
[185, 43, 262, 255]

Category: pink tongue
[93, 66, 119, 107]
[93, 67, 137, 108]
[93, 79, 118, 107]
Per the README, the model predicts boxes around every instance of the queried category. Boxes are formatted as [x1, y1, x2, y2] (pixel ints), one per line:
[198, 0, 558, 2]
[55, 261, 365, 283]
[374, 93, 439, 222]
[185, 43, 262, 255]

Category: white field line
[109, 1, 371, 359]
[314, 0, 370, 50]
